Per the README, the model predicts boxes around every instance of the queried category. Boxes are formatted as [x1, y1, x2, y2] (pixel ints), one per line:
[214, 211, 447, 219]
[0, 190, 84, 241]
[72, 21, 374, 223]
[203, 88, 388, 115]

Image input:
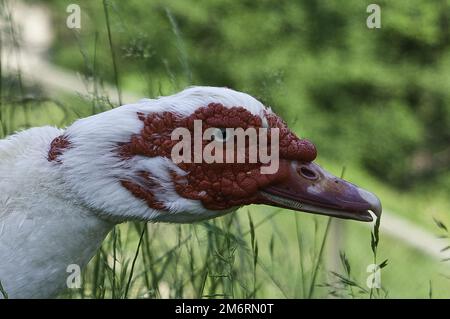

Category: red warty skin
[49, 103, 317, 211]
[115, 103, 316, 211]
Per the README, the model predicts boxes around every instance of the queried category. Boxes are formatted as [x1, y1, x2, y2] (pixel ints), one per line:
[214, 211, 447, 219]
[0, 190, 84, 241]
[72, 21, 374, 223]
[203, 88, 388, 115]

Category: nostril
[298, 166, 319, 180]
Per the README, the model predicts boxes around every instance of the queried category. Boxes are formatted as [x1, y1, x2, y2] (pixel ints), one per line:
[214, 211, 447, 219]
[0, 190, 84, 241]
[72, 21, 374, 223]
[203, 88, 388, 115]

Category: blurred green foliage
[39, 0, 450, 189]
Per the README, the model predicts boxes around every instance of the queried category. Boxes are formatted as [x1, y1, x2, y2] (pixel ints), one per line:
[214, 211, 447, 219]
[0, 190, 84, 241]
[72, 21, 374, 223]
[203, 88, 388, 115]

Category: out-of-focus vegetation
[1, 0, 450, 298]
[41, 0, 450, 191]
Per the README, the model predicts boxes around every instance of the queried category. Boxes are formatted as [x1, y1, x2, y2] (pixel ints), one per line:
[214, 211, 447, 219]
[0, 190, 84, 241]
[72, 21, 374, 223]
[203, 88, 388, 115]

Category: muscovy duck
[0, 86, 381, 298]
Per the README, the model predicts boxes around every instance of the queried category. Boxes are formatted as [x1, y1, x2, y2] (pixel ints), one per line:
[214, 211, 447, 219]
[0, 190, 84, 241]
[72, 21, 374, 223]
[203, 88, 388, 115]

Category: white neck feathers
[0, 126, 113, 298]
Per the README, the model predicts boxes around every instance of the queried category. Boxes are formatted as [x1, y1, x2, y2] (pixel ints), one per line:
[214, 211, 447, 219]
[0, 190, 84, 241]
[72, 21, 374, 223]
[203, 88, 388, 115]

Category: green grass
[0, 279, 8, 299]
[54, 203, 450, 299]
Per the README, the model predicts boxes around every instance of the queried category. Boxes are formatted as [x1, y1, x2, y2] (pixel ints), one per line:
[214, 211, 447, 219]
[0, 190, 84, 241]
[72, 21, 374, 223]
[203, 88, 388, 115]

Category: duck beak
[259, 160, 382, 222]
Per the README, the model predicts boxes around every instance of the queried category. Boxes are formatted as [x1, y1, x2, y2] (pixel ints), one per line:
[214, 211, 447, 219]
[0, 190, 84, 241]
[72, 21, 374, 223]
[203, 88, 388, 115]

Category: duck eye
[213, 128, 228, 142]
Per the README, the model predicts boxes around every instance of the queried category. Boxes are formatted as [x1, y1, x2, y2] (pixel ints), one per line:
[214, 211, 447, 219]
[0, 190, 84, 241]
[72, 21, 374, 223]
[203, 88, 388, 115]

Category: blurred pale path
[0, 0, 140, 105]
[380, 211, 449, 260]
[1, 48, 140, 105]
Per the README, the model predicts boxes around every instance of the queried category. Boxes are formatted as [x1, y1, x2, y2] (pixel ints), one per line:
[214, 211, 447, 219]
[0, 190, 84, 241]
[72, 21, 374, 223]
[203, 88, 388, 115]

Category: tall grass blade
[124, 225, 146, 298]
[0, 279, 8, 299]
[165, 8, 192, 84]
[103, 0, 122, 106]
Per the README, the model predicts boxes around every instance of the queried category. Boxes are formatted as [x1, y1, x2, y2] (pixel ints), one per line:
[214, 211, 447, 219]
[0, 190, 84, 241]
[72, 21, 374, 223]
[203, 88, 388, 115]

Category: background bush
[39, 0, 450, 190]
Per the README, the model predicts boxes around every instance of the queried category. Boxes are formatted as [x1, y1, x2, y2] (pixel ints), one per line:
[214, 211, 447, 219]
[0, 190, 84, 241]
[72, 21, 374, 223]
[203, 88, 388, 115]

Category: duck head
[50, 86, 381, 223]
